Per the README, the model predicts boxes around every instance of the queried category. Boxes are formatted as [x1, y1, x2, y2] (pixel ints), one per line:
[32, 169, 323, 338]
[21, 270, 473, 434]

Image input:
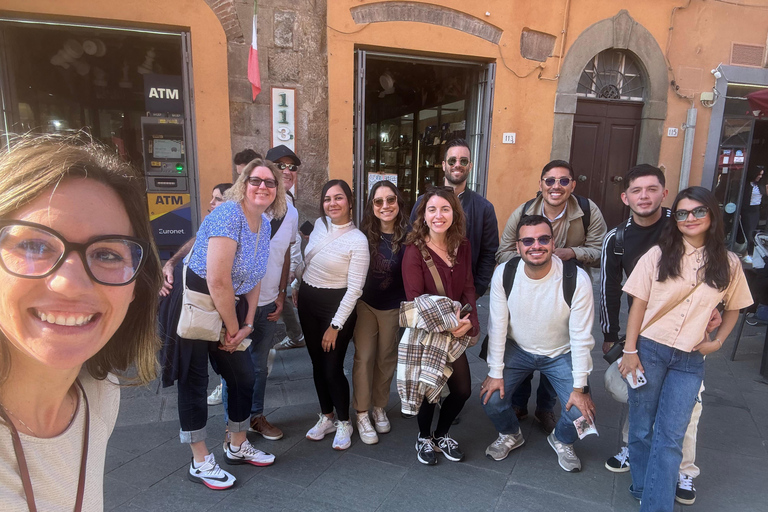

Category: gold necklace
[0, 390, 76, 437]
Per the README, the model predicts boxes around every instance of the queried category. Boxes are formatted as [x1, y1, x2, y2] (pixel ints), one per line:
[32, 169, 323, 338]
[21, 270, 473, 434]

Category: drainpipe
[679, 107, 697, 190]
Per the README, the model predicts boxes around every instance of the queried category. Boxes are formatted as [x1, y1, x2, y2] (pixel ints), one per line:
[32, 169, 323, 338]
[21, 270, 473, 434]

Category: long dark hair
[319, 179, 354, 228]
[406, 186, 466, 265]
[658, 186, 730, 290]
[361, 181, 408, 257]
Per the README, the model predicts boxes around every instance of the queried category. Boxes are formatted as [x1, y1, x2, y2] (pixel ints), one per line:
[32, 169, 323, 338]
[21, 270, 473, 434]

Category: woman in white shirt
[0, 134, 162, 511]
[739, 165, 765, 264]
[293, 180, 369, 450]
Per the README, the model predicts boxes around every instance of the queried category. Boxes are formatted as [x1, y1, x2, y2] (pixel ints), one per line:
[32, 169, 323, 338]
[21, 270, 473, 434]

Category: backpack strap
[502, 256, 521, 298]
[613, 219, 628, 256]
[575, 195, 591, 233]
[561, 258, 578, 308]
[521, 198, 536, 219]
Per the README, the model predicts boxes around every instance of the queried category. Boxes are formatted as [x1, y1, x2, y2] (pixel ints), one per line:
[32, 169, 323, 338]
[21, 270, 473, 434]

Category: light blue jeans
[482, 341, 584, 444]
[223, 302, 278, 420]
[628, 336, 705, 511]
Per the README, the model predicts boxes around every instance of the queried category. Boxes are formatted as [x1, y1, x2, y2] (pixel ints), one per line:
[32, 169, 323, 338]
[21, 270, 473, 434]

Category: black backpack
[478, 257, 578, 361]
[523, 194, 591, 234]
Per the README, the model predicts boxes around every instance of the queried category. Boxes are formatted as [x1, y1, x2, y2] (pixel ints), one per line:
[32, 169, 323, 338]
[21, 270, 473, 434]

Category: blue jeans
[482, 341, 584, 444]
[628, 336, 705, 512]
[223, 301, 278, 420]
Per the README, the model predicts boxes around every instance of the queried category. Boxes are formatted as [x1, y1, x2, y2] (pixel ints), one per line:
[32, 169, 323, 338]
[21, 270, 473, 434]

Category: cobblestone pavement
[106, 283, 768, 511]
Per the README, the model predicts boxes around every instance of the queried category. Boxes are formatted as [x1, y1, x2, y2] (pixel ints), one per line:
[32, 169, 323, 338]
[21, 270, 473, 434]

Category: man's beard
[445, 170, 468, 185]
[633, 205, 661, 218]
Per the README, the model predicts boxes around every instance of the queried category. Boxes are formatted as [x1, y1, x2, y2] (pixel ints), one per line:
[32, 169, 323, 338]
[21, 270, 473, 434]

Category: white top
[297, 217, 369, 328]
[486, 256, 595, 387]
[259, 203, 299, 306]
[286, 193, 302, 273]
[0, 371, 120, 512]
[750, 183, 763, 206]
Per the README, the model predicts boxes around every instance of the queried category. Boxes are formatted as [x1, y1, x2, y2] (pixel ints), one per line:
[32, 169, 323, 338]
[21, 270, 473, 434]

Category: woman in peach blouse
[619, 186, 753, 512]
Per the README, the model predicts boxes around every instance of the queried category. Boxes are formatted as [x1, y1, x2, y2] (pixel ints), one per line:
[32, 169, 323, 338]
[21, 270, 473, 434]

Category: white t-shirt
[0, 371, 120, 511]
[259, 203, 299, 306]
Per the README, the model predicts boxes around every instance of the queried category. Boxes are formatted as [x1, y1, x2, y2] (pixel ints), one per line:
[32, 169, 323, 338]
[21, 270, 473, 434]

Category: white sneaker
[372, 407, 391, 434]
[207, 384, 223, 406]
[225, 439, 275, 467]
[332, 420, 353, 450]
[356, 413, 379, 445]
[274, 335, 306, 350]
[743, 254, 754, 265]
[306, 413, 337, 441]
[188, 453, 235, 490]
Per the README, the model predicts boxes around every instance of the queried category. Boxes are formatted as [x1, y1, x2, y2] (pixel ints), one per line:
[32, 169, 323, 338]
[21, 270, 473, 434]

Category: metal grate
[730, 43, 765, 68]
[577, 49, 644, 101]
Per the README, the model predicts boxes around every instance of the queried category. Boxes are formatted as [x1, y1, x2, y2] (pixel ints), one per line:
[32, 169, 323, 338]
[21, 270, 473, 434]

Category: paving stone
[104, 476, 142, 511]
[495, 483, 613, 512]
[214, 475, 304, 511]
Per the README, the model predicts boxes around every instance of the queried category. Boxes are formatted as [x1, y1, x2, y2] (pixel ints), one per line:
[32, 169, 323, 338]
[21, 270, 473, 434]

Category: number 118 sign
[271, 87, 296, 151]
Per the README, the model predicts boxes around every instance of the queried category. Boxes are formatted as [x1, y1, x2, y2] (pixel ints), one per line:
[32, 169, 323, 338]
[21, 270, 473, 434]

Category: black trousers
[298, 283, 357, 422]
[176, 268, 255, 440]
[417, 352, 471, 438]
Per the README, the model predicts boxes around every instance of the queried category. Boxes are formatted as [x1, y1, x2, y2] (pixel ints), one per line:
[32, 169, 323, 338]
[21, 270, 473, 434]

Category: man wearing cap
[267, 145, 306, 351]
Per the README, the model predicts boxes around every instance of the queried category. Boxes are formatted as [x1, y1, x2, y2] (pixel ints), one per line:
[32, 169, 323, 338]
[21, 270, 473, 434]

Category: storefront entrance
[353, 50, 494, 217]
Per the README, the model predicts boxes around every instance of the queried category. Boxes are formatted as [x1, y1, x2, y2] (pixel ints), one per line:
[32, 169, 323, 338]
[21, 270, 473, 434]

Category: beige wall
[328, 0, 768, 229]
[4, 0, 233, 219]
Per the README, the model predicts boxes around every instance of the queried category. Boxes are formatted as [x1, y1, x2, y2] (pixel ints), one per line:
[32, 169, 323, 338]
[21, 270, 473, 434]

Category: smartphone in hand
[459, 303, 473, 318]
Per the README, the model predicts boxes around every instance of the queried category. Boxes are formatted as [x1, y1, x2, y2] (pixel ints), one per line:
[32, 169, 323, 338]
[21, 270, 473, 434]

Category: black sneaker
[416, 435, 437, 465]
[605, 446, 630, 473]
[434, 434, 464, 462]
[675, 473, 696, 505]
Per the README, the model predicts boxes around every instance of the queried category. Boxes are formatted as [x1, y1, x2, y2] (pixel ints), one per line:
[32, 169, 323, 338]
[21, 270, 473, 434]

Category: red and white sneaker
[188, 453, 236, 490]
[225, 439, 275, 467]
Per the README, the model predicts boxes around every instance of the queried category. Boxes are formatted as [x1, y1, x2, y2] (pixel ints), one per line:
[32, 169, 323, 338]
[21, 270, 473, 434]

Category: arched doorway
[570, 49, 645, 228]
[551, 10, 668, 229]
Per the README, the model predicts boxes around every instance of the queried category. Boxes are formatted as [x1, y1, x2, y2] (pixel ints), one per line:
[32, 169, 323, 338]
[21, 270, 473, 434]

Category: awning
[747, 88, 768, 117]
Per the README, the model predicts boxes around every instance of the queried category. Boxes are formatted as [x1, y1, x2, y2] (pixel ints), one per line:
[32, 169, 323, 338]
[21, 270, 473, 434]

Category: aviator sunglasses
[275, 162, 298, 172]
[542, 177, 574, 188]
[446, 157, 470, 167]
[673, 206, 709, 222]
[247, 177, 277, 188]
[373, 195, 397, 208]
[518, 235, 553, 247]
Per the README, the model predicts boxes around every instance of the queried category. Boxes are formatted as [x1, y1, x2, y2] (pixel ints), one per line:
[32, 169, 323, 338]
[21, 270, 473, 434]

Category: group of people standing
[0, 131, 754, 512]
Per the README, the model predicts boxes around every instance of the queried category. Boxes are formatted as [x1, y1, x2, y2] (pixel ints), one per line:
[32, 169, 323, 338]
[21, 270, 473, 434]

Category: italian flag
[248, 0, 261, 100]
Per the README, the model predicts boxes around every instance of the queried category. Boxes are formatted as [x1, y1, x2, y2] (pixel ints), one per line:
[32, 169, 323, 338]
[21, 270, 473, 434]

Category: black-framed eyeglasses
[518, 235, 553, 247]
[0, 220, 148, 286]
[673, 206, 709, 222]
[247, 177, 277, 188]
[446, 157, 470, 167]
[372, 195, 397, 208]
[275, 162, 298, 172]
[542, 177, 574, 188]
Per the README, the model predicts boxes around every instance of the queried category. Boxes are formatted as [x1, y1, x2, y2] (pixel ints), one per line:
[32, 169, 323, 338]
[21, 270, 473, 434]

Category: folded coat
[397, 294, 472, 415]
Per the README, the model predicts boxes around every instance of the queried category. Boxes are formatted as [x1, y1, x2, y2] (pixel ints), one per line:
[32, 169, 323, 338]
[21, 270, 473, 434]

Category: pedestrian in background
[352, 181, 408, 444]
[0, 134, 161, 510]
[294, 179, 369, 450]
[619, 186, 752, 511]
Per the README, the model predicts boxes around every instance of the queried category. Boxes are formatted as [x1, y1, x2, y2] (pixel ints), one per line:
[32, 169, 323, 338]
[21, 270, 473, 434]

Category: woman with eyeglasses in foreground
[292, 179, 369, 450]
[0, 134, 162, 510]
[619, 186, 752, 511]
[176, 158, 285, 489]
[402, 186, 479, 465]
[352, 181, 409, 444]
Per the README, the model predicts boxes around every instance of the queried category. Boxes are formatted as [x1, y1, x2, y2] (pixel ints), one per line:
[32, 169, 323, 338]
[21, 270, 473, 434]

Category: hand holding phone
[626, 368, 647, 389]
[459, 303, 473, 318]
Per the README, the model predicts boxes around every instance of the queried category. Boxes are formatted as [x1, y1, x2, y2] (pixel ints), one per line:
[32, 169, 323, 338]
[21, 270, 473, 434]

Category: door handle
[578, 175, 587, 182]
[611, 176, 623, 183]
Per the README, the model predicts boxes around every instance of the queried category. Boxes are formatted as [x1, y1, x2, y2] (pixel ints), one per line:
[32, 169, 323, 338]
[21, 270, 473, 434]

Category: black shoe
[604, 446, 630, 473]
[534, 409, 557, 434]
[513, 406, 528, 421]
[433, 434, 464, 462]
[416, 435, 437, 465]
[675, 474, 696, 505]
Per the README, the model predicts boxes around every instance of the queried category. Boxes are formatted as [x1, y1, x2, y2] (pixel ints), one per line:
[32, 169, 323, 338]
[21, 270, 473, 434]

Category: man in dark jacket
[410, 138, 499, 298]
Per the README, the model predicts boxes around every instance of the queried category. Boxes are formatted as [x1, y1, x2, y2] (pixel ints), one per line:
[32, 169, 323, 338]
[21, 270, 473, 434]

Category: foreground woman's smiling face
[0, 178, 136, 371]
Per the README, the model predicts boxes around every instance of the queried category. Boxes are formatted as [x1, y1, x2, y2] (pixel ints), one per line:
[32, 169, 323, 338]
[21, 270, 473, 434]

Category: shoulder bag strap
[303, 224, 354, 273]
[641, 280, 703, 334]
[419, 245, 447, 296]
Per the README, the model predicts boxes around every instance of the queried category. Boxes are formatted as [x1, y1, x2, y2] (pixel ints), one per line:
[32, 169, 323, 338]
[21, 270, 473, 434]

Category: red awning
[747, 88, 768, 117]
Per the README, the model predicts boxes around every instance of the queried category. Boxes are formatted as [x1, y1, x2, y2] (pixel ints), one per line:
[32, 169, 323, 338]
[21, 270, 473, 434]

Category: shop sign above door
[272, 87, 295, 151]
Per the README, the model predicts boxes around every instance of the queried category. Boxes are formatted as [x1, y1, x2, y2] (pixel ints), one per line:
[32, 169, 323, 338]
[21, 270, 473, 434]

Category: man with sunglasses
[600, 164, 713, 505]
[265, 145, 306, 352]
[410, 138, 499, 298]
[496, 159, 606, 433]
[481, 215, 596, 471]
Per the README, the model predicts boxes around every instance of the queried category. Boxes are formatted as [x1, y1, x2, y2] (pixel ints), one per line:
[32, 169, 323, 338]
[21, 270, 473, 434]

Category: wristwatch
[278, 288, 287, 294]
[573, 386, 590, 394]
[330, 322, 341, 331]
[243, 323, 254, 331]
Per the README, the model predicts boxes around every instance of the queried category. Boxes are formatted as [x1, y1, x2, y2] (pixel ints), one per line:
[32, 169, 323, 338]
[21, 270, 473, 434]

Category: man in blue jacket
[410, 138, 499, 298]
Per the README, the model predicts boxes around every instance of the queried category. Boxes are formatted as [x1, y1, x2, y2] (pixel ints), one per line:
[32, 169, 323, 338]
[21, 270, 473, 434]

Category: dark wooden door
[570, 99, 643, 229]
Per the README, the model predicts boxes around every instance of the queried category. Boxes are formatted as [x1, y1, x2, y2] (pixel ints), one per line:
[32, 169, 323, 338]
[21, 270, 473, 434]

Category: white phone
[627, 368, 647, 389]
